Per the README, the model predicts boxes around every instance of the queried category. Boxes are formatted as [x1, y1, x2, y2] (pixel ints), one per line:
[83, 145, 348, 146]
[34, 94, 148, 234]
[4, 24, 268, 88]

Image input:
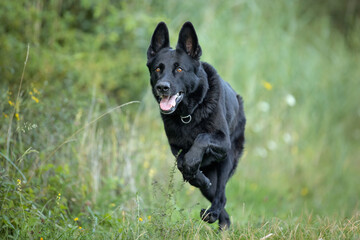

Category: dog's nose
[156, 82, 170, 94]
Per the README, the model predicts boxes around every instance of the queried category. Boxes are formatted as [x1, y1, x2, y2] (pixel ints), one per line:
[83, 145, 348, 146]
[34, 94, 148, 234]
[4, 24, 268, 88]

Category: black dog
[146, 21, 246, 229]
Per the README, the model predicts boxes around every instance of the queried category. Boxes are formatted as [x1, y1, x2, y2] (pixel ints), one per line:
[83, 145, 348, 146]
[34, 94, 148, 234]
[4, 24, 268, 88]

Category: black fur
[146, 21, 246, 230]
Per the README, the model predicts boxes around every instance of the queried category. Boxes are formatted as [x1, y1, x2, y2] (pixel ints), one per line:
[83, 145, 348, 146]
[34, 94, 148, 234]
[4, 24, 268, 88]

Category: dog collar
[180, 115, 192, 124]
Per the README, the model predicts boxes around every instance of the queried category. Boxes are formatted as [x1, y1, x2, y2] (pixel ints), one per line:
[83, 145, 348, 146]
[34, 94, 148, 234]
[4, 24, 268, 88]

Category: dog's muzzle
[158, 92, 184, 114]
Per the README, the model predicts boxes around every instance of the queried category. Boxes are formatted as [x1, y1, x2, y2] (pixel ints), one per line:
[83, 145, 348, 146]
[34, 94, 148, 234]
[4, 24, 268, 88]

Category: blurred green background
[1, 0, 360, 238]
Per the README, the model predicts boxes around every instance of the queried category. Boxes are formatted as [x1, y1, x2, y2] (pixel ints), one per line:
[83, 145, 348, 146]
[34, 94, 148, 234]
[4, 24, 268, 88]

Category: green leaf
[2, 215, 15, 229]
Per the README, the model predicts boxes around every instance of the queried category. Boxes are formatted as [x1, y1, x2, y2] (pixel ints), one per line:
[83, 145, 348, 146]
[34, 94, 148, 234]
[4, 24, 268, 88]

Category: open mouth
[159, 92, 184, 114]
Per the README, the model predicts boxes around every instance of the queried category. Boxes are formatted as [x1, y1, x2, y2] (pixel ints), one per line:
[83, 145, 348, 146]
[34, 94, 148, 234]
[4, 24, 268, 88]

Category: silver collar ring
[180, 115, 192, 124]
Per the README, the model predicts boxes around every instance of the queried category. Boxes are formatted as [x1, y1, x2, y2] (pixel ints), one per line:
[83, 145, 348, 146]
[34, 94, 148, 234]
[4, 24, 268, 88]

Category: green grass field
[1, 0, 360, 239]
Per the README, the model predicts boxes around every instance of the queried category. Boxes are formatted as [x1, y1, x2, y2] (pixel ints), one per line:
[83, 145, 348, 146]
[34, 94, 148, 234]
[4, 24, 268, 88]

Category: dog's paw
[200, 173, 212, 189]
[219, 221, 230, 231]
[184, 171, 212, 189]
[182, 166, 199, 180]
[182, 171, 196, 181]
[200, 208, 220, 224]
[218, 215, 231, 231]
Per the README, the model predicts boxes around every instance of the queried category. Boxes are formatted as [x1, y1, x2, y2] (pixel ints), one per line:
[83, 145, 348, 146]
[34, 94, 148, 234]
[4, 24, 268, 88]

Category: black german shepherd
[146, 21, 246, 229]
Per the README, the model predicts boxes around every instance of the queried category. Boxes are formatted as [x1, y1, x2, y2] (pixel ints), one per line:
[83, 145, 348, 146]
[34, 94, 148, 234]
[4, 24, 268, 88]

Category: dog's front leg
[184, 133, 229, 172]
[183, 133, 229, 187]
[174, 149, 211, 189]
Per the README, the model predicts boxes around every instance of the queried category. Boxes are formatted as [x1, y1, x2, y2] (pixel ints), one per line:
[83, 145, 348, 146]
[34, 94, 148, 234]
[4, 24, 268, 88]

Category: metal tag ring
[180, 115, 192, 124]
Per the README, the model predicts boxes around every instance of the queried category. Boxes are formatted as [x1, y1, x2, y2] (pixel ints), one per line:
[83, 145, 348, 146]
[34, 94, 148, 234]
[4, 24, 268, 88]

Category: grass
[1, 0, 360, 239]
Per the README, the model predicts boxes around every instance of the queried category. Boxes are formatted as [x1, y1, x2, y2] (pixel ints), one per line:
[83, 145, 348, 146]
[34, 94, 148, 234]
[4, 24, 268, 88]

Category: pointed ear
[147, 22, 170, 59]
[176, 22, 202, 60]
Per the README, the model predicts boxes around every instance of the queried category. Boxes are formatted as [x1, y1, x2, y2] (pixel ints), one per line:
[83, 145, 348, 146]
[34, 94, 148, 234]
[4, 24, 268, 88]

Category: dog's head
[146, 22, 203, 115]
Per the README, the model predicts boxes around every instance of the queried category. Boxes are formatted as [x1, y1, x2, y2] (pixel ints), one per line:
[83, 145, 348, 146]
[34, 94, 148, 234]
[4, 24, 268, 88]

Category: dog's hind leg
[199, 159, 233, 228]
[199, 165, 231, 229]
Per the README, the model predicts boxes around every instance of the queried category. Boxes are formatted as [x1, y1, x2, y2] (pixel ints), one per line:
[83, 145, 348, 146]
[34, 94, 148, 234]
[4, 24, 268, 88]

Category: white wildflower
[285, 94, 296, 107]
[283, 133, 292, 144]
[258, 101, 270, 112]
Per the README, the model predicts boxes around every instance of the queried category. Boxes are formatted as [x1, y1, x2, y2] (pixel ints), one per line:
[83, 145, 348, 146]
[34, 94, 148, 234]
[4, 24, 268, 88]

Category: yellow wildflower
[262, 81, 273, 91]
[31, 96, 39, 103]
[301, 187, 309, 196]
[138, 217, 143, 222]
[17, 179, 22, 192]
[186, 186, 196, 195]
[8, 100, 14, 106]
[143, 161, 150, 169]
[149, 168, 156, 178]
[57, 193, 61, 203]
[3, 113, 8, 118]
[148, 216, 151, 221]
[74, 217, 79, 221]
[29, 91, 33, 95]
[15, 113, 20, 121]
[40, 238, 43, 240]
[79, 226, 82, 229]
[33, 87, 40, 94]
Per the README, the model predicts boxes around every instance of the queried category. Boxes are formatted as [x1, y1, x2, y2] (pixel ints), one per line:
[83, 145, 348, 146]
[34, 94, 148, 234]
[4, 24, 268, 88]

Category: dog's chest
[165, 121, 203, 151]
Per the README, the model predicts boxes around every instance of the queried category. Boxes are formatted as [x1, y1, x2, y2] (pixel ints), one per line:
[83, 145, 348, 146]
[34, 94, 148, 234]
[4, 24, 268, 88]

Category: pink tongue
[160, 95, 177, 111]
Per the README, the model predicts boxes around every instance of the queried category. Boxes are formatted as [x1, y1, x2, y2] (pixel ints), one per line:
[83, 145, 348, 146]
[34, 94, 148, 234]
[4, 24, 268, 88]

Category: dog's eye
[155, 67, 161, 73]
[176, 67, 183, 73]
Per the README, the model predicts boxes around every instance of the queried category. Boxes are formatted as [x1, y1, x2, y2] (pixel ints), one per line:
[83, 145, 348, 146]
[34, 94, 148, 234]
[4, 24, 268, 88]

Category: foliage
[0, 0, 165, 103]
[1, 0, 360, 239]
